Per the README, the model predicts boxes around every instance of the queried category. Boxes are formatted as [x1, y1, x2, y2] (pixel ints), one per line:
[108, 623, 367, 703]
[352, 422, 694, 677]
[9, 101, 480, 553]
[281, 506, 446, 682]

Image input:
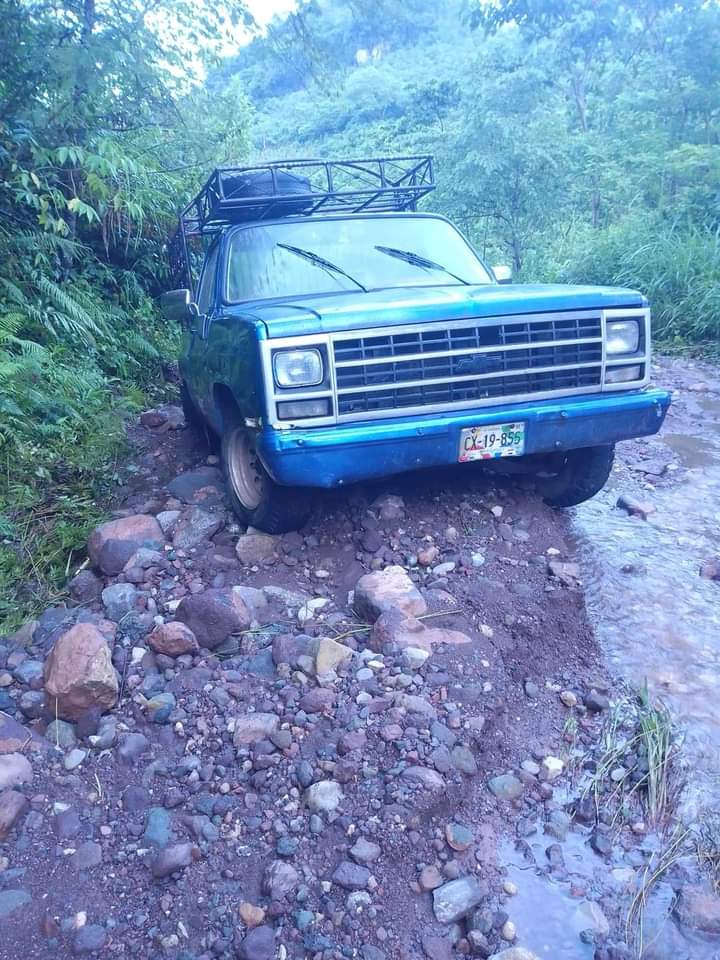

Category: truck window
[226, 216, 492, 302]
[197, 243, 220, 314]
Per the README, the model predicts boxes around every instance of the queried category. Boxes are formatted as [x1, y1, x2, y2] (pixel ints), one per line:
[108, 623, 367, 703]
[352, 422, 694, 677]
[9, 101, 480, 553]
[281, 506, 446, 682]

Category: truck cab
[163, 157, 670, 533]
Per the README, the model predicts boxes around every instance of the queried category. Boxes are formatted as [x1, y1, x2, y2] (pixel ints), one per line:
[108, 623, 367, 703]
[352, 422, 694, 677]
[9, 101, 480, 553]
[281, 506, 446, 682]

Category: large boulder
[43, 623, 118, 721]
[0, 789, 29, 839]
[354, 565, 427, 622]
[88, 514, 164, 575]
[432, 876, 485, 924]
[0, 754, 32, 791]
[175, 588, 252, 649]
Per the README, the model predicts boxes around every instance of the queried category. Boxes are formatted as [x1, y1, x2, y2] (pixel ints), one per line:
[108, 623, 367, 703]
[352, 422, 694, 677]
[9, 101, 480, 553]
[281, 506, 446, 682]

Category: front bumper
[257, 388, 671, 489]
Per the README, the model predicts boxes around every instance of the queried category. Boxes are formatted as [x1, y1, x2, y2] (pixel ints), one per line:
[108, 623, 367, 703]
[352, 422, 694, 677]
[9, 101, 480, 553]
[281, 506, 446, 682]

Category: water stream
[502, 369, 720, 957]
[575, 391, 720, 818]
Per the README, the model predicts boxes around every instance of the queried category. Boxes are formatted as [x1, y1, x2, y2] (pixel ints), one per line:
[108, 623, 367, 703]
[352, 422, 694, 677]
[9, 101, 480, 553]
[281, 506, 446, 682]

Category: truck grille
[332, 313, 603, 418]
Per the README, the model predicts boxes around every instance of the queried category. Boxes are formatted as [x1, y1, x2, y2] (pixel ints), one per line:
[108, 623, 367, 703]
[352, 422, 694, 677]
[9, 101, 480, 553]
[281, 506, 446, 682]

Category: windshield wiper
[277, 242, 367, 292]
[374, 245, 468, 285]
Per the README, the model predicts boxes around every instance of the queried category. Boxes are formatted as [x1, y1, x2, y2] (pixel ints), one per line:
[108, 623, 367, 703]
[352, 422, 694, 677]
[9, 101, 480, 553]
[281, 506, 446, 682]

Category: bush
[523, 218, 720, 346]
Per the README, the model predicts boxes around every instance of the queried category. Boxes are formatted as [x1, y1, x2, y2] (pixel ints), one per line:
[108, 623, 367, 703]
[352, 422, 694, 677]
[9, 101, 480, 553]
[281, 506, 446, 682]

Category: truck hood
[240, 283, 646, 339]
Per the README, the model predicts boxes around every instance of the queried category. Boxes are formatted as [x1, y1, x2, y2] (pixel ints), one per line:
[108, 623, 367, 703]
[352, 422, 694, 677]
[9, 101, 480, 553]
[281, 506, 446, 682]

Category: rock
[560, 690, 578, 708]
[175, 588, 251, 650]
[539, 756, 564, 782]
[371, 493, 405, 521]
[239, 902, 266, 928]
[88, 514, 164, 575]
[72, 925, 107, 955]
[101, 582, 139, 621]
[143, 690, 174, 724]
[573, 900, 610, 937]
[402, 646, 430, 669]
[0, 714, 49, 755]
[233, 713, 279, 746]
[422, 936, 452, 960]
[451, 745, 478, 775]
[332, 860, 371, 890]
[401, 766, 445, 790]
[236, 531, 278, 564]
[433, 876, 485, 923]
[148, 622, 199, 657]
[616, 494, 655, 519]
[371, 610, 471, 654]
[0, 753, 32, 790]
[71, 840, 102, 870]
[236, 925, 276, 960]
[590, 830, 613, 857]
[43, 623, 118, 721]
[445, 822, 473, 852]
[69, 570, 103, 603]
[167, 466, 224, 505]
[143, 806, 172, 847]
[674, 883, 720, 935]
[547, 559, 581, 585]
[0, 789, 29, 839]
[151, 842, 198, 878]
[232, 585, 269, 620]
[172, 506, 224, 550]
[304, 780, 343, 813]
[263, 859, 299, 899]
[45, 719, 77, 749]
[584, 690, 610, 713]
[64, 748, 87, 770]
[315, 637, 354, 674]
[500, 920, 516, 941]
[299, 688, 336, 714]
[118, 732, 149, 763]
[0, 889, 32, 920]
[354, 566, 427, 622]
[157, 510, 182, 535]
[700, 559, 720, 581]
[349, 837, 381, 864]
[419, 865, 444, 891]
[488, 775, 523, 801]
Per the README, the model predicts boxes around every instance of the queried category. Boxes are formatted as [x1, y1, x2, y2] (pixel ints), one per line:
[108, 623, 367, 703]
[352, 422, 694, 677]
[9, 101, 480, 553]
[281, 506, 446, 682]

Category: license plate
[459, 421, 526, 462]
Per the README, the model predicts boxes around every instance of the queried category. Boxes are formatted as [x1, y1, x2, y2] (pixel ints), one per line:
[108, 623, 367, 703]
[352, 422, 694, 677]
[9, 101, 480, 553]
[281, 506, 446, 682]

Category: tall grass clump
[526, 218, 720, 348]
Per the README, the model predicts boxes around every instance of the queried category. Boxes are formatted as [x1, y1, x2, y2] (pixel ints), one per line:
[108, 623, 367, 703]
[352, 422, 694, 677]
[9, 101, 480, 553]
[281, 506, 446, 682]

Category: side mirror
[492, 265, 512, 285]
[161, 289, 198, 324]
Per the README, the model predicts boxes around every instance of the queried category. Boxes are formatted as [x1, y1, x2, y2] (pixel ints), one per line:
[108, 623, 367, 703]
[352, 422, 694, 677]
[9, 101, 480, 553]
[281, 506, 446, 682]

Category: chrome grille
[332, 313, 603, 418]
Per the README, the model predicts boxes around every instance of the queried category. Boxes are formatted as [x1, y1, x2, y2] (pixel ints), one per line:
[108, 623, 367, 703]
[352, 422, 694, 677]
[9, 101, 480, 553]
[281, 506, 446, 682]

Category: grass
[626, 824, 691, 955]
[583, 684, 681, 828]
[695, 814, 720, 894]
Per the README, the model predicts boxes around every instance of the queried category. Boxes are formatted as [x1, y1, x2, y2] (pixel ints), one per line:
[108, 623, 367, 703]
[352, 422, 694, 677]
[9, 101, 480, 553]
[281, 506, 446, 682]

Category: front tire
[221, 423, 312, 533]
[538, 444, 615, 508]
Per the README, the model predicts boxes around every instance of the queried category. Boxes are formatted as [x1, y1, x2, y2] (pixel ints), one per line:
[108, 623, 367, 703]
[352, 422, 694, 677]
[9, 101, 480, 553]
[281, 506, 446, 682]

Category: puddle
[574, 406, 720, 818]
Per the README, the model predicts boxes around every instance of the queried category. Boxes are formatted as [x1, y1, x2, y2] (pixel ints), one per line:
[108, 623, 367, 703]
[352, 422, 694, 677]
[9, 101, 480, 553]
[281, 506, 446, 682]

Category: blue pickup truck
[163, 157, 670, 533]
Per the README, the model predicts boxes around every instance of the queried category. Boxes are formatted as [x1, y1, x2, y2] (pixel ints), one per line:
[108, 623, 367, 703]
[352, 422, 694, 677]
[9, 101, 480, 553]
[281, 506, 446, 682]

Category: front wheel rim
[227, 429, 265, 510]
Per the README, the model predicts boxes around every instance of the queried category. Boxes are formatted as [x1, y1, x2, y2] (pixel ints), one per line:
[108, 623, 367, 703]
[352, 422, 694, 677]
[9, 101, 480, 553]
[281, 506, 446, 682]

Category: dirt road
[0, 356, 718, 960]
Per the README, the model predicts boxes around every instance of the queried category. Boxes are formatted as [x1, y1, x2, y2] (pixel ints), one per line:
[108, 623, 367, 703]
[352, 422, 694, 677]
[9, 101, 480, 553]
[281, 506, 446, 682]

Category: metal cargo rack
[168, 156, 435, 290]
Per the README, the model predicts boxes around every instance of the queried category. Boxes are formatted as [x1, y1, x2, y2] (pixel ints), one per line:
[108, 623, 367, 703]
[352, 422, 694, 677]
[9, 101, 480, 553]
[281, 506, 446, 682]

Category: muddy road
[0, 355, 719, 960]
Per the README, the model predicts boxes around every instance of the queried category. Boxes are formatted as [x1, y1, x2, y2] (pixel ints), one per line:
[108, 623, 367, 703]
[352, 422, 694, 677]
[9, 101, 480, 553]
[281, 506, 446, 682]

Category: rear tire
[221, 421, 312, 533]
[538, 444, 615, 508]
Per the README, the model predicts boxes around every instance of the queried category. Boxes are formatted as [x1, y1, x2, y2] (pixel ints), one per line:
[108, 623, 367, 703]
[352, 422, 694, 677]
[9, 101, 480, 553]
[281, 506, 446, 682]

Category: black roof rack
[169, 156, 434, 289]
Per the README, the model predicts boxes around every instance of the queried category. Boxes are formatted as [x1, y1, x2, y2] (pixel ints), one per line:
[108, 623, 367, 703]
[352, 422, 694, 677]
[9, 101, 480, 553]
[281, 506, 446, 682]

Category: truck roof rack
[169, 156, 434, 289]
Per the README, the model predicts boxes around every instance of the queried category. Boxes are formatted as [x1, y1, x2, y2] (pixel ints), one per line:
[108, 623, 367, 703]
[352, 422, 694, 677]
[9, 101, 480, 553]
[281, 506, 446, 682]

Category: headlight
[606, 320, 640, 355]
[273, 349, 323, 388]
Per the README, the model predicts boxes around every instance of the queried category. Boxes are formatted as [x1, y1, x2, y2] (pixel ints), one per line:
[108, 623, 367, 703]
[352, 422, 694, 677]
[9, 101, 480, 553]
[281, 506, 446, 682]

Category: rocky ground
[1, 356, 719, 960]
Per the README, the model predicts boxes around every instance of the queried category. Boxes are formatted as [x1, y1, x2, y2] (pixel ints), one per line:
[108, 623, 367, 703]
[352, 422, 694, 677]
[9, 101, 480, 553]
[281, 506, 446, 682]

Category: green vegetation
[220, 0, 720, 336]
[1, 0, 719, 627]
[0, 0, 250, 627]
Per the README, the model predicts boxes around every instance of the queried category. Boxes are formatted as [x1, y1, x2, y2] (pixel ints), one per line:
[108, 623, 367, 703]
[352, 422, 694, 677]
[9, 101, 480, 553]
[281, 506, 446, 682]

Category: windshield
[225, 216, 492, 302]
